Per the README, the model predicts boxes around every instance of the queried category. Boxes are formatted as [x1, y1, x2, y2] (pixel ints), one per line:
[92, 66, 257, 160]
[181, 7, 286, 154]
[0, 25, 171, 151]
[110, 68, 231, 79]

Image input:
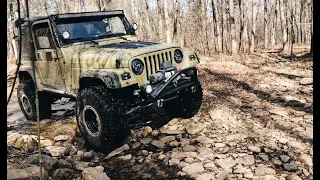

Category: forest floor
[7, 46, 313, 180]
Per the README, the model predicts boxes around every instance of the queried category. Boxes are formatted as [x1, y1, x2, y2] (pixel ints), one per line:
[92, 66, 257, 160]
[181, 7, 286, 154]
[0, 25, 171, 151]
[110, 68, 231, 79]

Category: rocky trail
[7, 47, 313, 180]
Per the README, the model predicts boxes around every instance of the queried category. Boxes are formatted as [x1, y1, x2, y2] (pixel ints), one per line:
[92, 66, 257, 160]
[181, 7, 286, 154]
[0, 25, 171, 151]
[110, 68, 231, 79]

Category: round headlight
[131, 59, 144, 75]
[174, 49, 183, 63]
[145, 84, 153, 94]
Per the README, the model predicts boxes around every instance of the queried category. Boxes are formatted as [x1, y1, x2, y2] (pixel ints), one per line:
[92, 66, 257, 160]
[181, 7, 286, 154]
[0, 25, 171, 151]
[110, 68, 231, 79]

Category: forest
[7, 0, 313, 59]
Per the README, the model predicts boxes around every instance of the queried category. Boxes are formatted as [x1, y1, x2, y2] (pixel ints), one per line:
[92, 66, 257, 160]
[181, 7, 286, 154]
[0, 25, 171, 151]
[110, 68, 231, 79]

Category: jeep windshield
[54, 15, 132, 45]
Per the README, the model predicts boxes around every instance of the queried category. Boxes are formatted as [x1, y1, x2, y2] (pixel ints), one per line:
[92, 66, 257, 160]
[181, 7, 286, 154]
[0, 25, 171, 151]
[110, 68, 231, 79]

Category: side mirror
[37, 36, 50, 49]
[132, 23, 137, 31]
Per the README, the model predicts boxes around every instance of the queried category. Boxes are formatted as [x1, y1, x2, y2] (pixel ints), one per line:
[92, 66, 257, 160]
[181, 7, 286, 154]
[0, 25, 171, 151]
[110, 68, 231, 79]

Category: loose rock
[117, 154, 132, 161]
[287, 174, 303, 180]
[182, 163, 205, 175]
[186, 124, 206, 135]
[7, 165, 48, 180]
[159, 136, 176, 144]
[140, 138, 153, 145]
[151, 140, 165, 148]
[27, 154, 59, 172]
[215, 143, 226, 148]
[299, 154, 312, 167]
[287, 141, 305, 151]
[216, 170, 229, 180]
[215, 157, 237, 170]
[183, 145, 197, 152]
[169, 158, 180, 166]
[46, 146, 68, 157]
[255, 165, 276, 175]
[54, 135, 70, 141]
[280, 155, 291, 163]
[195, 136, 214, 144]
[105, 144, 129, 158]
[171, 152, 197, 159]
[196, 173, 216, 180]
[299, 78, 313, 85]
[271, 158, 282, 166]
[53, 168, 75, 179]
[131, 142, 141, 149]
[283, 163, 298, 172]
[236, 155, 255, 166]
[82, 166, 110, 180]
[248, 145, 261, 153]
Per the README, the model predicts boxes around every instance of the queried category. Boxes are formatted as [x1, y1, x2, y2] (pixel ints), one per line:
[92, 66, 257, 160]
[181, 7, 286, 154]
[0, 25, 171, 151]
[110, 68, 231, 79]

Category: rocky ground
[7, 47, 313, 180]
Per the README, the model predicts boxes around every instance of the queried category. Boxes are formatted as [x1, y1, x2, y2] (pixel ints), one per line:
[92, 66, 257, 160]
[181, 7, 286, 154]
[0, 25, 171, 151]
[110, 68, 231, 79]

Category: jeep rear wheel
[164, 83, 203, 118]
[76, 86, 129, 152]
[17, 80, 52, 121]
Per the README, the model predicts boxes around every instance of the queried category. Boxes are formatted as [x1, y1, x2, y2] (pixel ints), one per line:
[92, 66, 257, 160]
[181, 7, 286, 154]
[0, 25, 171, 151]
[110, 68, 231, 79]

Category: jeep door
[32, 20, 66, 91]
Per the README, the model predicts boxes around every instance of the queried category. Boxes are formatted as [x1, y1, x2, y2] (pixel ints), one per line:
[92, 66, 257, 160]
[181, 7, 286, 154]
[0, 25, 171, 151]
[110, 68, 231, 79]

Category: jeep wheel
[164, 83, 203, 118]
[76, 86, 128, 152]
[17, 80, 52, 121]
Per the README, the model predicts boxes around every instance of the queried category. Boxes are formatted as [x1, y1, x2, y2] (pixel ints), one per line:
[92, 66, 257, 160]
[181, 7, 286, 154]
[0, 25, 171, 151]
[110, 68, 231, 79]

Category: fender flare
[79, 70, 121, 89]
[18, 67, 44, 91]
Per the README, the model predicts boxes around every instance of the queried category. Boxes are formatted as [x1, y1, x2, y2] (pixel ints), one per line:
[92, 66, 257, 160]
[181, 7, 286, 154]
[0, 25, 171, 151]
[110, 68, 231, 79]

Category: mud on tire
[17, 80, 52, 121]
[76, 85, 129, 152]
[164, 83, 203, 119]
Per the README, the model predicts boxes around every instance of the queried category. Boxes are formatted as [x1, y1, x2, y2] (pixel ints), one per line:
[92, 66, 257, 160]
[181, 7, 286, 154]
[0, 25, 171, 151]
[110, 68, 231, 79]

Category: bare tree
[164, 0, 171, 43]
[172, 0, 180, 44]
[212, 0, 222, 53]
[279, 0, 289, 51]
[264, 0, 268, 48]
[229, 0, 237, 54]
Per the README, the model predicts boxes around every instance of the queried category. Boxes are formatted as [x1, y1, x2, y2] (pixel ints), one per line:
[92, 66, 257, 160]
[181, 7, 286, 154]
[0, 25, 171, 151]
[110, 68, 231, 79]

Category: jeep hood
[61, 38, 180, 69]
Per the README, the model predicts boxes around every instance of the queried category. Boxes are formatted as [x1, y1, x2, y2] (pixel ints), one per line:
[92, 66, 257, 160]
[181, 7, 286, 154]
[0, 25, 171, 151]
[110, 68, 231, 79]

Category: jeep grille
[143, 51, 174, 80]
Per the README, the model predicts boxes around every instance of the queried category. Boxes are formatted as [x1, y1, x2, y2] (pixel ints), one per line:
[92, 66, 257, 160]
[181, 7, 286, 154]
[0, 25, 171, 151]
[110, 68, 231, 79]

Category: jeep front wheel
[164, 83, 203, 119]
[76, 86, 128, 152]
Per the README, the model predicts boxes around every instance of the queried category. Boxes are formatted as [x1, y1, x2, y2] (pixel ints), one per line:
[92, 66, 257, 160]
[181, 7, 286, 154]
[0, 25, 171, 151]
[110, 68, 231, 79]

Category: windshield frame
[50, 14, 135, 46]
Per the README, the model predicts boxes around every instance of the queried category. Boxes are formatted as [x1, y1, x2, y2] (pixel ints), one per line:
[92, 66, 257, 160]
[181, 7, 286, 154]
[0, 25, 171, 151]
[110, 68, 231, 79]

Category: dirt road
[7, 48, 313, 180]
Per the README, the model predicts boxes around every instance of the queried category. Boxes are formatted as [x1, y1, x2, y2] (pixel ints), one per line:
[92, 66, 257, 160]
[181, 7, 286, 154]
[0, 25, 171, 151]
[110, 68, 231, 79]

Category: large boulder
[7, 164, 48, 180]
[7, 133, 37, 152]
[27, 154, 59, 172]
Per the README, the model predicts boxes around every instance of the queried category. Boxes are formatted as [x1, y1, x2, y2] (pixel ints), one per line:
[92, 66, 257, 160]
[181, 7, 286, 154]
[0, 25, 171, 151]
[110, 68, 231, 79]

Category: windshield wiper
[118, 36, 130, 41]
[67, 37, 98, 44]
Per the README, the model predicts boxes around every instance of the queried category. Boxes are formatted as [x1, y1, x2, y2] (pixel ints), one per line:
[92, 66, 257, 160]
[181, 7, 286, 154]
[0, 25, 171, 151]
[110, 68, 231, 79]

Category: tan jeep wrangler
[14, 10, 202, 151]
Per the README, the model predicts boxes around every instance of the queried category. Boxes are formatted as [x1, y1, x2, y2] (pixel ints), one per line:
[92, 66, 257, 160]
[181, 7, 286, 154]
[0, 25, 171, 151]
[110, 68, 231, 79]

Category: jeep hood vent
[100, 41, 160, 49]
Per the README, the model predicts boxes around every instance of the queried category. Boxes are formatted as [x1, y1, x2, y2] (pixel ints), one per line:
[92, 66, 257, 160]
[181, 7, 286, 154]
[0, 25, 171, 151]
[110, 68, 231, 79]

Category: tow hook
[157, 99, 164, 108]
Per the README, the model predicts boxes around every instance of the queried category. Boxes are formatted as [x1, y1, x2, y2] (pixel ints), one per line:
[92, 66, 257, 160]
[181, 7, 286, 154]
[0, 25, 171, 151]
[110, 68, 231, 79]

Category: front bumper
[125, 67, 200, 115]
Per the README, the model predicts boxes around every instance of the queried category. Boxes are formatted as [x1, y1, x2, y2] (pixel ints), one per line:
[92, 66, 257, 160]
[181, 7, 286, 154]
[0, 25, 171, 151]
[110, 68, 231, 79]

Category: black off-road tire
[17, 80, 52, 121]
[75, 86, 129, 152]
[164, 83, 203, 118]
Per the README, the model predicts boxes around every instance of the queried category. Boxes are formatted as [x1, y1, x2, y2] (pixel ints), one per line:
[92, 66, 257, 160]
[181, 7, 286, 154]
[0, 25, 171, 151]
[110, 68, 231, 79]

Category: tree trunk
[222, 0, 228, 53]
[156, 0, 164, 41]
[229, 0, 238, 54]
[271, 0, 277, 47]
[173, 0, 180, 44]
[264, 0, 268, 48]
[239, 0, 248, 53]
[300, 1, 304, 43]
[212, 0, 222, 53]
[309, 0, 313, 55]
[201, 0, 208, 55]
[250, 0, 256, 53]
[279, 0, 289, 51]
[144, 0, 153, 40]
[164, 0, 172, 43]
